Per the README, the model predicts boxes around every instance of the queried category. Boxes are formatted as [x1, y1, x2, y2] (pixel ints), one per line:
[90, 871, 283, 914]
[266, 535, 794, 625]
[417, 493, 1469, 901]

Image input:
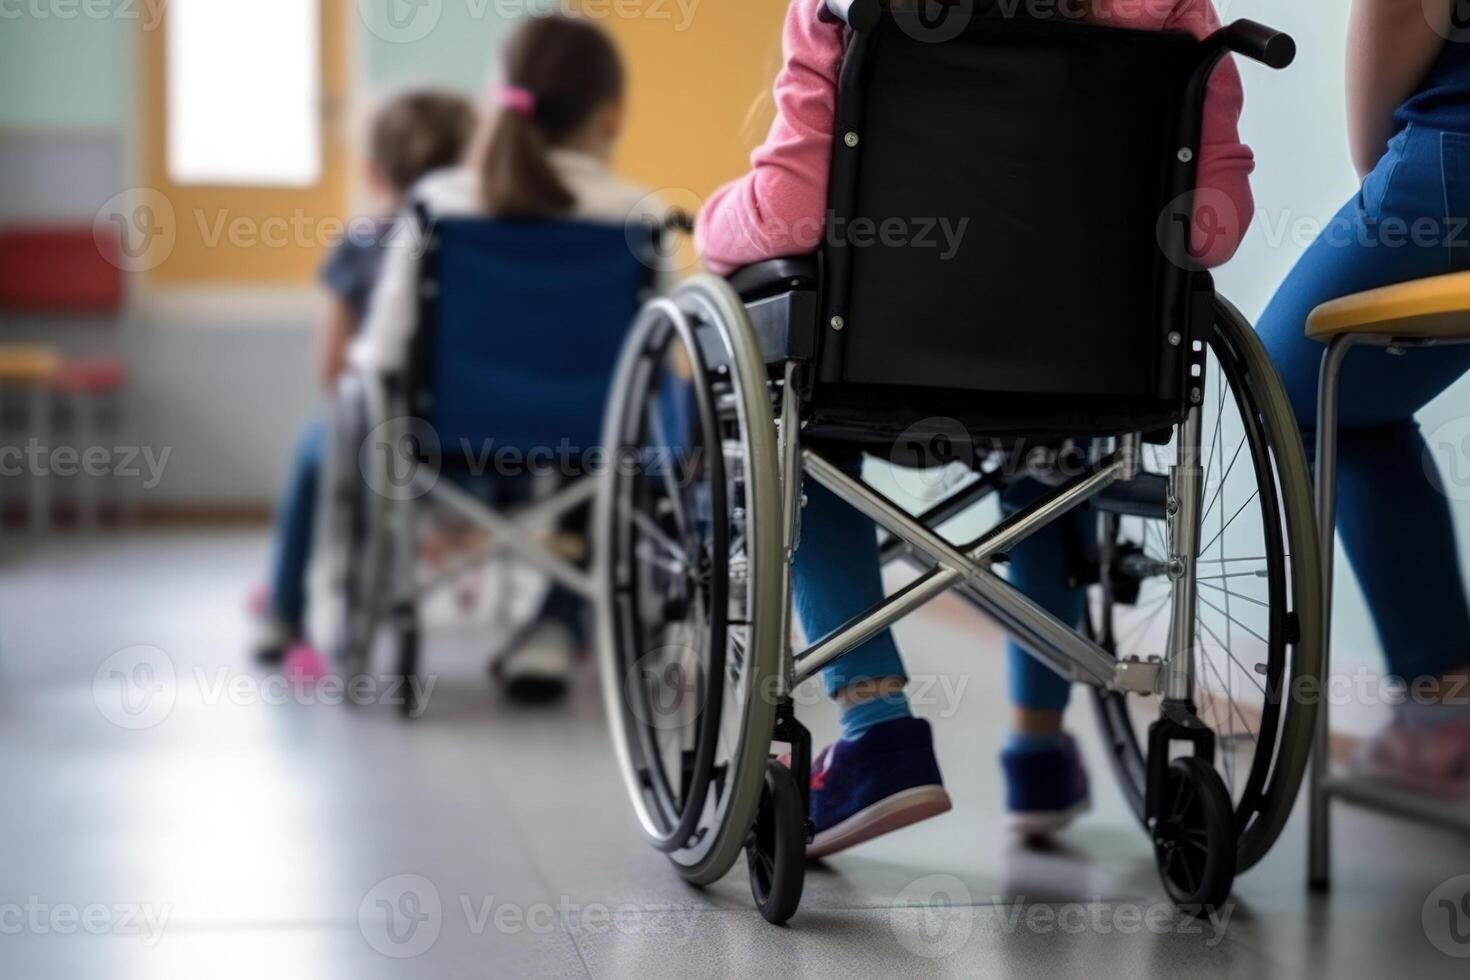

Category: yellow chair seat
[0, 345, 61, 384]
[1307, 270, 1470, 341]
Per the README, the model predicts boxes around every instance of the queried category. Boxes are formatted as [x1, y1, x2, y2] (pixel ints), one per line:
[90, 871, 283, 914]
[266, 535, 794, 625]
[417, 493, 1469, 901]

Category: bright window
[166, 0, 322, 187]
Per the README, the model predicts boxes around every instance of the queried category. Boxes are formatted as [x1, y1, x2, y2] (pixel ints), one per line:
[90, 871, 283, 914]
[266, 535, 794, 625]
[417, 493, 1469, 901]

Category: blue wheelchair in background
[318, 218, 657, 716]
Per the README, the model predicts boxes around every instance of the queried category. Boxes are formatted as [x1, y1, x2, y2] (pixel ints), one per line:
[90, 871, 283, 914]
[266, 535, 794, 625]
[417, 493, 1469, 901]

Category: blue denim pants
[1254, 122, 1470, 681]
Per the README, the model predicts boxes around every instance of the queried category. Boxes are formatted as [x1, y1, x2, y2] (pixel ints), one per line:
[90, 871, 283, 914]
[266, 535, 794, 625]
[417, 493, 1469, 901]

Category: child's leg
[793, 451, 951, 856]
[1000, 477, 1084, 732]
[792, 453, 910, 735]
[998, 477, 1091, 833]
[267, 420, 327, 639]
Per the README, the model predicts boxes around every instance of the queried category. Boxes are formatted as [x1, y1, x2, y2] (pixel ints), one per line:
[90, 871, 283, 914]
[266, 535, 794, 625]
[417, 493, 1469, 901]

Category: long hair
[479, 16, 626, 218]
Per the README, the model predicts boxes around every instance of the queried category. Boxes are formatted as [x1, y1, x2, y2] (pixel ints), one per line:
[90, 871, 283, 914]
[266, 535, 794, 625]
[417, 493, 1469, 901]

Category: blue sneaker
[808, 717, 952, 859]
[1001, 734, 1091, 838]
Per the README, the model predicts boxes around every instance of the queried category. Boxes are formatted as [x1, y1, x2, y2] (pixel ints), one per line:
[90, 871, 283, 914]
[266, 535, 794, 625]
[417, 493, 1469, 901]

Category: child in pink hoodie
[697, 0, 1256, 856]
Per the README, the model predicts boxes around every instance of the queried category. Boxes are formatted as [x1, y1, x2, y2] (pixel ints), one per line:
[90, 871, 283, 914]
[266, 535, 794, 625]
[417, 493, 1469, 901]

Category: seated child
[349, 14, 667, 699]
[254, 91, 476, 666]
[696, 0, 1255, 855]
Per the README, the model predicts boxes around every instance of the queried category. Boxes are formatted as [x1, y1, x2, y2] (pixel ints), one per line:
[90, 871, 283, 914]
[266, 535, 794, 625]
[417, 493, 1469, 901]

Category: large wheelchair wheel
[1090, 297, 1322, 873]
[319, 371, 392, 681]
[597, 276, 786, 887]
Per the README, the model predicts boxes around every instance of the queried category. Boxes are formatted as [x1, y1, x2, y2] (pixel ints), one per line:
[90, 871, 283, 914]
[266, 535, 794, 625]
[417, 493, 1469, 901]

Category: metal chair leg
[1309, 334, 1355, 893]
[29, 386, 51, 536]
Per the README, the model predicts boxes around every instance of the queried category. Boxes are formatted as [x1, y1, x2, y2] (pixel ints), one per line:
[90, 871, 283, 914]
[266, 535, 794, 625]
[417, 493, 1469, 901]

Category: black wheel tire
[1154, 757, 1238, 913]
[746, 760, 806, 925]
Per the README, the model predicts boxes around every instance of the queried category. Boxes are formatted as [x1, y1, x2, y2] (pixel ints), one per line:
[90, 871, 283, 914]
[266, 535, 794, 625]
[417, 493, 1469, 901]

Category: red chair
[0, 227, 129, 528]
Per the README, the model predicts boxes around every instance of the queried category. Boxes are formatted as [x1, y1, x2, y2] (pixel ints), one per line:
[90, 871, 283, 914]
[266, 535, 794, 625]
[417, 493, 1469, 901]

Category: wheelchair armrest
[727, 255, 820, 303]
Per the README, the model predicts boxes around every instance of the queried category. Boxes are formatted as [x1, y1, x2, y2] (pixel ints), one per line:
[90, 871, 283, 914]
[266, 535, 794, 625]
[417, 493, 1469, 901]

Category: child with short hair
[254, 90, 476, 666]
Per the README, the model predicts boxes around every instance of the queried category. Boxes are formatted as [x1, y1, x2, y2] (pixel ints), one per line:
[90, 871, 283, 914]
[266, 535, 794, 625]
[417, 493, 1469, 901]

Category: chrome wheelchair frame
[597, 2, 1319, 925]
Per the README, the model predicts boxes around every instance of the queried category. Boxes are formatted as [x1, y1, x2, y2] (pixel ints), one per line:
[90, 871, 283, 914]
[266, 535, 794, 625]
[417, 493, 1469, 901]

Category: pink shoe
[284, 644, 329, 685]
[1352, 720, 1470, 800]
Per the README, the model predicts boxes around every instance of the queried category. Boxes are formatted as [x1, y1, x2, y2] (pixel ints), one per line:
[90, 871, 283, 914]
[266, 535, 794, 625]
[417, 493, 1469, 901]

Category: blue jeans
[267, 421, 587, 644]
[792, 457, 1084, 709]
[1255, 122, 1470, 681]
[269, 420, 326, 634]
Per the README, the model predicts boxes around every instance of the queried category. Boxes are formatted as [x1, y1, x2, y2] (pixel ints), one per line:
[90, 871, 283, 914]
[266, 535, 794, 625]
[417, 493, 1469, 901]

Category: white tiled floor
[1, 529, 1468, 978]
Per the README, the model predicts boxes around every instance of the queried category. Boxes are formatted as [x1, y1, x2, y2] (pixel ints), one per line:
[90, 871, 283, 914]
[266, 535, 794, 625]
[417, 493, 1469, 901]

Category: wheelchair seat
[1307, 270, 1470, 341]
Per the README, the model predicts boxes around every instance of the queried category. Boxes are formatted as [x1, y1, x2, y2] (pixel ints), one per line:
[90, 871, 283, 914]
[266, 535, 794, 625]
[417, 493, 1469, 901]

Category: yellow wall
[140, 0, 350, 285]
[601, 2, 789, 204]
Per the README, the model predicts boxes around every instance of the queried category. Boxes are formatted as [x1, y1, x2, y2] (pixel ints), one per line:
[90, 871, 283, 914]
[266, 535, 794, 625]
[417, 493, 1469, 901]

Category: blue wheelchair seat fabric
[419, 219, 651, 460]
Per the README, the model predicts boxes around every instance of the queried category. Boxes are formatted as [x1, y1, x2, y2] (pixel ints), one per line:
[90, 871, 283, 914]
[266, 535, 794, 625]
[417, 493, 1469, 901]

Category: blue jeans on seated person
[1255, 122, 1470, 683]
[792, 456, 1086, 713]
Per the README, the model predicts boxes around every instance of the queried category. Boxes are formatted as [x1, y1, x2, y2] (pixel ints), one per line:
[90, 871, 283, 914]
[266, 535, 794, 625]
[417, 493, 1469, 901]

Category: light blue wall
[0, 8, 127, 128]
[359, 1, 518, 93]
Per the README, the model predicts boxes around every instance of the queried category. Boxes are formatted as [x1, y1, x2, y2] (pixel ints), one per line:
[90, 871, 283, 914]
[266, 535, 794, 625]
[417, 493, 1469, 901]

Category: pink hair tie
[498, 84, 536, 119]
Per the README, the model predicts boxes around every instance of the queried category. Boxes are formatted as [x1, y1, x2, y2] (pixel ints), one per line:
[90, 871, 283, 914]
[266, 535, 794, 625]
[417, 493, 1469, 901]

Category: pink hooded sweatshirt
[697, 0, 1255, 273]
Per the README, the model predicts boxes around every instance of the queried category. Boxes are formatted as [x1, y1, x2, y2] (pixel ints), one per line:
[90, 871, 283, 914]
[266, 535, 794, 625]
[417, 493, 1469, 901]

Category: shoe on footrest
[808, 717, 952, 860]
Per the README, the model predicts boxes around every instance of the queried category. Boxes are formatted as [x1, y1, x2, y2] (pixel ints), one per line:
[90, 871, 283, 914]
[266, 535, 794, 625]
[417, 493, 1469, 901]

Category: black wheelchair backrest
[815, 5, 1257, 412]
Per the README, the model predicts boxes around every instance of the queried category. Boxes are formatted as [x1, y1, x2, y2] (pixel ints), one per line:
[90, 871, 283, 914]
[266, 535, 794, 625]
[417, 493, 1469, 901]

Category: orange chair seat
[0, 346, 62, 384]
[1307, 270, 1470, 342]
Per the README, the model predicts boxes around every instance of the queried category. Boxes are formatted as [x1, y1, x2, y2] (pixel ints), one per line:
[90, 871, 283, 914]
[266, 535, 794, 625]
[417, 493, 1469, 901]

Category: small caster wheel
[746, 759, 806, 925]
[1153, 757, 1237, 913]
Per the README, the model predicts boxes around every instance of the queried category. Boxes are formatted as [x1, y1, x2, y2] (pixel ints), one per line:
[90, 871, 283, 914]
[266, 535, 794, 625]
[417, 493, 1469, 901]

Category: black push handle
[823, 0, 881, 32]
[1220, 19, 1296, 70]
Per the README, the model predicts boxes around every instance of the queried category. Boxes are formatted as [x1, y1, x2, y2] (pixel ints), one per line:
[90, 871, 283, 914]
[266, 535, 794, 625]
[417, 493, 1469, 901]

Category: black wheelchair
[596, 1, 1321, 924]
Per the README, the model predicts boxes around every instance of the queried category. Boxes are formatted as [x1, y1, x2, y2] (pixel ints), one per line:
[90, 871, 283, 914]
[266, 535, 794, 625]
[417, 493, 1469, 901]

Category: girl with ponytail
[353, 13, 664, 373]
[350, 15, 664, 698]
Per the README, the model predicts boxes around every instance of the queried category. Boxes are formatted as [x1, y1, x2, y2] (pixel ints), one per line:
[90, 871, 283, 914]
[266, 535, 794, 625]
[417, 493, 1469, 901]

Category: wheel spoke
[1199, 489, 1260, 559]
[1197, 614, 1267, 700]
[646, 400, 692, 542]
[1199, 434, 1247, 530]
[631, 509, 691, 567]
[1198, 580, 1269, 610]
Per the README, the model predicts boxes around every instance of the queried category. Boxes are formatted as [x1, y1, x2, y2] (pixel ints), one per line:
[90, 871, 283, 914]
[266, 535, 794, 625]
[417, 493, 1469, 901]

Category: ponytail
[481, 107, 577, 218]
[478, 16, 626, 218]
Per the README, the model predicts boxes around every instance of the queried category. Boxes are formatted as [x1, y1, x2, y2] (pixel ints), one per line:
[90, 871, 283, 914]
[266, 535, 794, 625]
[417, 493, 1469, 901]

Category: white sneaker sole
[1006, 797, 1092, 839]
[808, 785, 953, 860]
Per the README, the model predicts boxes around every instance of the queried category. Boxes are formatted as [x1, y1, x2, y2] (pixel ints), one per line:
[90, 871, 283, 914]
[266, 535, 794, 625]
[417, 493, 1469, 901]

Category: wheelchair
[318, 218, 656, 716]
[596, 2, 1320, 924]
